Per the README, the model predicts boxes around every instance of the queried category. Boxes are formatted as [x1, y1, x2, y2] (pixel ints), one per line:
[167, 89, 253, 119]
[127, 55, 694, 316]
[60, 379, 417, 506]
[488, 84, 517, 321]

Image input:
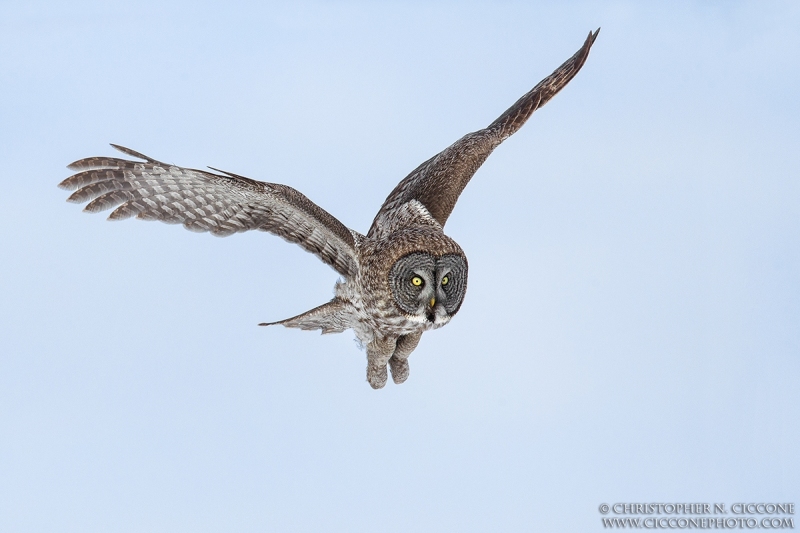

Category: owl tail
[259, 298, 357, 335]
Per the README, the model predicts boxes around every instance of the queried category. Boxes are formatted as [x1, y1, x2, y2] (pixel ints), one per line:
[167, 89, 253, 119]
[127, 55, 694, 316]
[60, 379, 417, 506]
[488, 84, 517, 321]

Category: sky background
[1, 1, 798, 531]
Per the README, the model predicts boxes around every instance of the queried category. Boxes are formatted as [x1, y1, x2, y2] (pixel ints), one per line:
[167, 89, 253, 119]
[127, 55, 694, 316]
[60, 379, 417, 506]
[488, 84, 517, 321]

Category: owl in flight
[60, 30, 598, 388]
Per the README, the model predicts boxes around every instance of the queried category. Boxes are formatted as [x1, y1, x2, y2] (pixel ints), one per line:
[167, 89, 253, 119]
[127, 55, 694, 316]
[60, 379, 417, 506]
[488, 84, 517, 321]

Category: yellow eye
[411, 276, 423, 287]
[442, 276, 449, 286]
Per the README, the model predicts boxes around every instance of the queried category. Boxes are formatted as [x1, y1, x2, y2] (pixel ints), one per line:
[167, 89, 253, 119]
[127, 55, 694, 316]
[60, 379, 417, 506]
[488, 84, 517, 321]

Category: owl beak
[425, 297, 437, 323]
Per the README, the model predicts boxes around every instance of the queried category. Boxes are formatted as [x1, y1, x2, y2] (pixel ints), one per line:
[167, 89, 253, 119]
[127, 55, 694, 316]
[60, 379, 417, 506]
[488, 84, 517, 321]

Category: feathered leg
[389, 332, 422, 385]
[366, 336, 397, 389]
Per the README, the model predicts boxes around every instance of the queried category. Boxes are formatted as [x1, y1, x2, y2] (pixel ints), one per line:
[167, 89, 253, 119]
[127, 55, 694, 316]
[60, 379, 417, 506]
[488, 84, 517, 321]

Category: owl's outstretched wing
[369, 29, 599, 235]
[59, 144, 360, 278]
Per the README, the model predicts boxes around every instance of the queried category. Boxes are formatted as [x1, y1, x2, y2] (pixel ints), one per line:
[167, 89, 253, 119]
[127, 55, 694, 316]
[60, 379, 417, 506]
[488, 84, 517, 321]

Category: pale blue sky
[1, 1, 798, 531]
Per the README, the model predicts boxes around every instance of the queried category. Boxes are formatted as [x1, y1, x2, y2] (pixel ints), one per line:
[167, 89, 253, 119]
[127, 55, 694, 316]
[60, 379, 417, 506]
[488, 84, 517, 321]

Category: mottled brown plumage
[371, 29, 599, 231]
[59, 30, 599, 388]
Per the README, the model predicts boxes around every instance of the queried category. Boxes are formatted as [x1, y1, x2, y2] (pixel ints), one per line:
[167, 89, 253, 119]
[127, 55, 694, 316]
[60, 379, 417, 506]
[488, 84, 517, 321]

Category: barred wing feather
[59, 144, 360, 278]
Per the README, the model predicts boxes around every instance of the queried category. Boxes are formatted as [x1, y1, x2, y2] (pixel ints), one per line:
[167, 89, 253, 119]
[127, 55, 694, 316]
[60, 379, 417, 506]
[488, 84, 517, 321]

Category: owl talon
[389, 356, 409, 384]
[367, 364, 388, 389]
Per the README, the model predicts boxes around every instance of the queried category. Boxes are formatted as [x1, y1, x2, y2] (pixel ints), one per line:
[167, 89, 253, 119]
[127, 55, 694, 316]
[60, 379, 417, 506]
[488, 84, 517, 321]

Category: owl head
[389, 251, 468, 326]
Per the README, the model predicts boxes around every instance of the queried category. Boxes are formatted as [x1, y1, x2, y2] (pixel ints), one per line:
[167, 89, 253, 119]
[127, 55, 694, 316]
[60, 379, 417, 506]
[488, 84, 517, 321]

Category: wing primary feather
[65, 157, 146, 174]
[109, 144, 158, 162]
[487, 28, 599, 141]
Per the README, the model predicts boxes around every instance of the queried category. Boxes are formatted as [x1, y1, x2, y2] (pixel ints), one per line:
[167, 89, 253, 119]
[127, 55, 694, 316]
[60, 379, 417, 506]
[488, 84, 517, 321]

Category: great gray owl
[59, 30, 598, 388]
